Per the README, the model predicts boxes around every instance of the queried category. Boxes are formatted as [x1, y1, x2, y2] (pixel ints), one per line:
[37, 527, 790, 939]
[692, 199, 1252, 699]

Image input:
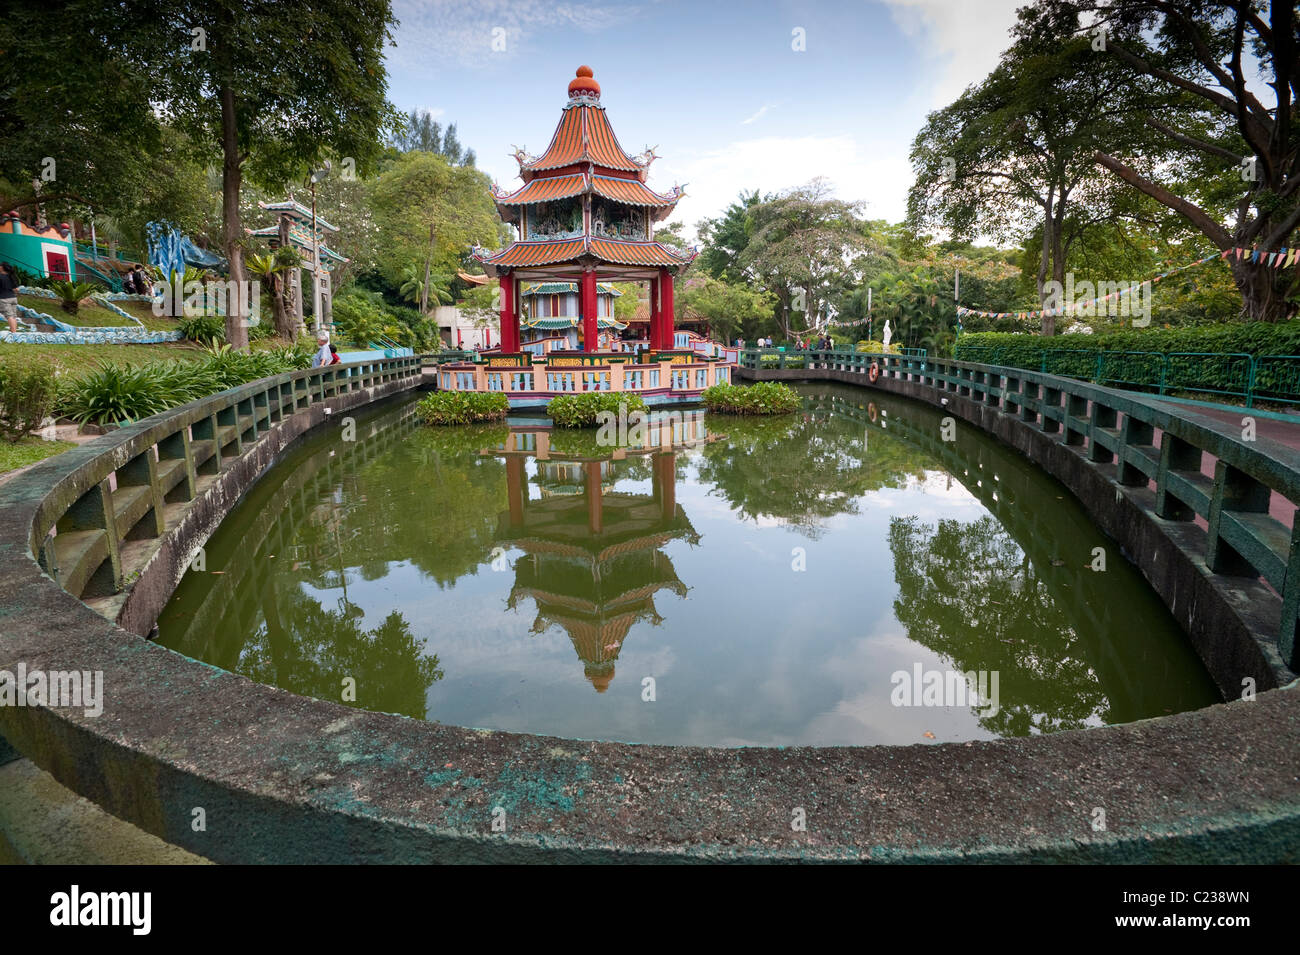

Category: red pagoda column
[499, 275, 519, 352]
[581, 268, 599, 352]
[585, 461, 603, 533]
[648, 277, 661, 351]
[505, 456, 526, 527]
[658, 268, 675, 350]
[653, 452, 676, 521]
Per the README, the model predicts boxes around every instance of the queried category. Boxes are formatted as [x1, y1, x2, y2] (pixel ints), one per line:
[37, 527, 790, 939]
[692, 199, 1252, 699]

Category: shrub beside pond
[416, 390, 509, 425]
[58, 345, 311, 426]
[547, 392, 646, 428]
[702, 381, 800, 415]
[0, 357, 59, 441]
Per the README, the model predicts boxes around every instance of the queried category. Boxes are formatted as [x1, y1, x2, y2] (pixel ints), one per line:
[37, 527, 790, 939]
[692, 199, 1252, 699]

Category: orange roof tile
[524, 105, 641, 174]
[591, 175, 681, 208]
[494, 174, 587, 206]
[478, 238, 586, 267]
[588, 238, 694, 267]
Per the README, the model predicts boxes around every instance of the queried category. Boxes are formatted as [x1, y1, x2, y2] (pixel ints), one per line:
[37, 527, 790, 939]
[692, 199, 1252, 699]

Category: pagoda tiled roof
[493, 174, 587, 206]
[522, 282, 621, 296]
[477, 238, 586, 268]
[588, 237, 694, 267]
[492, 173, 682, 217]
[474, 236, 695, 270]
[590, 175, 681, 208]
[522, 103, 641, 174]
[257, 199, 339, 232]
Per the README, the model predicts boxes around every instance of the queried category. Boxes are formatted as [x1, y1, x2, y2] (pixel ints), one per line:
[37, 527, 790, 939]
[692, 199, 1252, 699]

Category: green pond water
[156, 383, 1219, 746]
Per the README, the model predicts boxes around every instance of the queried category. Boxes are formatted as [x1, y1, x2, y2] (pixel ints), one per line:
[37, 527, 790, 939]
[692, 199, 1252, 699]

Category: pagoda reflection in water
[485, 413, 717, 691]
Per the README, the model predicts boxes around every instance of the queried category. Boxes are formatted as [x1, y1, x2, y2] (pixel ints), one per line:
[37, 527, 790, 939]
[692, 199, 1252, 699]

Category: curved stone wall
[0, 354, 1297, 863]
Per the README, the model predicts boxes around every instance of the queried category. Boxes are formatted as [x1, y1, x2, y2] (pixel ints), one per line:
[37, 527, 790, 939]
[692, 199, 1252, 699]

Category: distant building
[0, 214, 76, 280]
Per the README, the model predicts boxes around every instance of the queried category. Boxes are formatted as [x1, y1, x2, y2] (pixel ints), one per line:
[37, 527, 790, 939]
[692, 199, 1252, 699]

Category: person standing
[311, 332, 332, 368]
[0, 263, 19, 333]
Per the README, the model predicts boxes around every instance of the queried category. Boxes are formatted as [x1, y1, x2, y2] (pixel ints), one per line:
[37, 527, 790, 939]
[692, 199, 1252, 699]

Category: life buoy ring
[868, 361, 881, 383]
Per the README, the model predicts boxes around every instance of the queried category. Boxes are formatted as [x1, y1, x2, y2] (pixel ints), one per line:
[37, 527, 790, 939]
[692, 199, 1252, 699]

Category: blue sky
[384, 0, 1027, 239]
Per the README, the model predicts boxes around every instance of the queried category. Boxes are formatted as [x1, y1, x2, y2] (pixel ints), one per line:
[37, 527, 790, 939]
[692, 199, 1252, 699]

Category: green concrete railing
[950, 346, 1300, 408]
[26, 355, 421, 608]
[2, 348, 1299, 862]
[741, 348, 1300, 671]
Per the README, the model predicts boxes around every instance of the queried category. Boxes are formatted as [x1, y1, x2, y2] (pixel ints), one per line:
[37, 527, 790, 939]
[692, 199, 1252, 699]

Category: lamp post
[308, 161, 332, 336]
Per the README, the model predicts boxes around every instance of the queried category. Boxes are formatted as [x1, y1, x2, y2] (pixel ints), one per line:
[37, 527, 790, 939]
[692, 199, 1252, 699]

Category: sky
[383, 0, 1027, 240]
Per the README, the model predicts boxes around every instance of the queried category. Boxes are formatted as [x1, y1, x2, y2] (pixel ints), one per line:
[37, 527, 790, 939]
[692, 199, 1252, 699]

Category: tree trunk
[220, 82, 249, 350]
[272, 275, 295, 340]
[1230, 259, 1289, 323]
[1036, 190, 1056, 337]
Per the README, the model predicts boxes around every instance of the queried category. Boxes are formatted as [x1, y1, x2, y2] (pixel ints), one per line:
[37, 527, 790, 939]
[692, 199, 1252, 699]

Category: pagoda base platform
[434, 351, 736, 408]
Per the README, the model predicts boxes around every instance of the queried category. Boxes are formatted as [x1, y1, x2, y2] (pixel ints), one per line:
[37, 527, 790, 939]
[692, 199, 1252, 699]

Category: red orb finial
[568, 65, 600, 99]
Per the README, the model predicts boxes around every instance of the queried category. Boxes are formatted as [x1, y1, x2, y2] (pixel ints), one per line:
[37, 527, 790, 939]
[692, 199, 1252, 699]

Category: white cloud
[656, 135, 914, 240]
[741, 103, 777, 125]
[390, 0, 633, 75]
[881, 0, 1023, 108]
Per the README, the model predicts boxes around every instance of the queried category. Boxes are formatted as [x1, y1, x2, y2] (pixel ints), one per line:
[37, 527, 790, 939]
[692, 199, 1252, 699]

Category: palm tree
[247, 248, 301, 340]
[48, 279, 101, 315]
[398, 264, 454, 314]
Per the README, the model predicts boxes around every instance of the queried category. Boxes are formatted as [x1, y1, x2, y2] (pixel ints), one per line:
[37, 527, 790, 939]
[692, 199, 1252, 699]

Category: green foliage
[546, 392, 647, 428]
[332, 290, 388, 345]
[954, 324, 1300, 367]
[701, 381, 800, 416]
[59, 345, 311, 425]
[47, 280, 102, 315]
[676, 276, 776, 345]
[248, 320, 276, 343]
[855, 341, 903, 354]
[177, 312, 226, 344]
[0, 357, 59, 441]
[368, 152, 504, 294]
[415, 390, 509, 425]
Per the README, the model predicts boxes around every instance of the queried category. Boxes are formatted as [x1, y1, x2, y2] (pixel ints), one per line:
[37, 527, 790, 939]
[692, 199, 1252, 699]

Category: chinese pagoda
[448, 66, 735, 407]
[475, 65, 694, 353]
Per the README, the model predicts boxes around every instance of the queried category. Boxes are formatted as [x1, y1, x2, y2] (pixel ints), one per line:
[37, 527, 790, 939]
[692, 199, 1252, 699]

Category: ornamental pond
[156, 382, 1218, 747]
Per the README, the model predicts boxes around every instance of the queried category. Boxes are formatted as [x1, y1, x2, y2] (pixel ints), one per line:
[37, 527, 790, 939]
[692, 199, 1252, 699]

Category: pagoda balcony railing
[435, 356, 732, 396]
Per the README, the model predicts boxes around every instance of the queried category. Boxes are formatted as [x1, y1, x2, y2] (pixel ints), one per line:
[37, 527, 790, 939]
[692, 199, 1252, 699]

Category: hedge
[954, 323, 1300, 368]
[954, 324, 1300, 401]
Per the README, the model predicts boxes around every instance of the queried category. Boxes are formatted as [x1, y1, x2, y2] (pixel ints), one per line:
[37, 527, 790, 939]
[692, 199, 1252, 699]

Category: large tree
[367, 152, 503, 313]
[908, 25, 1158, 334]
[140, 0, 398, 347]
[1057, 0, 1300, 322]
[0, 3, 162, 224]
[740, 179, 871, 339]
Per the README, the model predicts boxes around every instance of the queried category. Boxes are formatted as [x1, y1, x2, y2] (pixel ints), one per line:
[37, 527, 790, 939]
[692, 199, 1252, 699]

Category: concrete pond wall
[0, 352, 1297, 863]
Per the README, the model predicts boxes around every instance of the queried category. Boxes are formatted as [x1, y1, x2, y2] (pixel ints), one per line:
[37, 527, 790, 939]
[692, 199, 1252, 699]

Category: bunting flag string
[955, 245, 1294, 321]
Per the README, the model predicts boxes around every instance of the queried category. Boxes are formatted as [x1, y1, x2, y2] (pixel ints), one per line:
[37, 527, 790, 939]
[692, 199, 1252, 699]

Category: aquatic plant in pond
[416, 390, 509, 425]
[547, 391, 646, 428]
[701, 381, 799, 415]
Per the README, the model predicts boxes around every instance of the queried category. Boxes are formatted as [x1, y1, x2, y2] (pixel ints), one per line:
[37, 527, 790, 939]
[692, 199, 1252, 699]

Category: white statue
[882, 319, 893, 348]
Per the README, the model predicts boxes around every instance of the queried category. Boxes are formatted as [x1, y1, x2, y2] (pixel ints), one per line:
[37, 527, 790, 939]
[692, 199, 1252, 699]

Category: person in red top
[328, 344, 342, 365]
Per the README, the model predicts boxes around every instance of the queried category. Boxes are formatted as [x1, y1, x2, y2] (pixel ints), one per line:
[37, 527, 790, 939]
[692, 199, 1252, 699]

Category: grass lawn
[0, 340, 212, 375]
[0, 335, 304, 378]
[0, 436, 78, 475]
[17, 293, 185, 331]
